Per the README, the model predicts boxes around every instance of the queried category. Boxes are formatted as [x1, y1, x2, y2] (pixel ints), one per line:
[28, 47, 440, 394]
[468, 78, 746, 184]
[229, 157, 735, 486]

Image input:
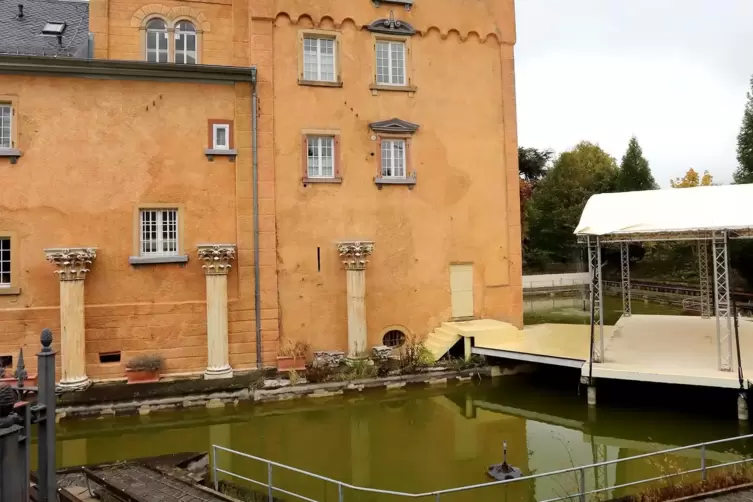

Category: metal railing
[211, 433, 753, 502]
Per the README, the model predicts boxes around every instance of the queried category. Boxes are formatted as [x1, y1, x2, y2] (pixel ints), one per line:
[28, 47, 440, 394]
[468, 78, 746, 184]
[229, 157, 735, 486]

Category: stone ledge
[298, 79, 343, 88]
[0, 286, 21, 296]
[369, 83, 417, 94]
[129, 255, 189, 266]
[374, 176, 417, 189]
[204, 148, 237, 161]
[302, 177, 343, 186]
[0, 148, 22, 164]
[54, 365, 524, 420]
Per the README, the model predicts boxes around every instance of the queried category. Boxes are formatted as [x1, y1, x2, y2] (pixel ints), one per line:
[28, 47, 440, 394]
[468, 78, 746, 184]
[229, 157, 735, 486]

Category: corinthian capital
[336, 241, 375, 271]
[198, 244, 236, 275]
[44, 248, 97, 281]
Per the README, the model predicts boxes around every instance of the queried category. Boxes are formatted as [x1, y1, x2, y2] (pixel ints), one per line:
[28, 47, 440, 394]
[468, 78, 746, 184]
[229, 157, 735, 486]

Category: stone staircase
[424, 323, 464, 361]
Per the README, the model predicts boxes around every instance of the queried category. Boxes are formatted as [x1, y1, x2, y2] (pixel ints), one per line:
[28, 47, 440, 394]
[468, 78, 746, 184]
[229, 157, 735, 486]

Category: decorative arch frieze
[273, 12, 502, 45]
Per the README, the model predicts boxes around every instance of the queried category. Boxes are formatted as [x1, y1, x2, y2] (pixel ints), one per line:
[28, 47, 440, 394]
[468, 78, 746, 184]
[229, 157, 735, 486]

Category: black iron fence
[0, 328, 57, 501]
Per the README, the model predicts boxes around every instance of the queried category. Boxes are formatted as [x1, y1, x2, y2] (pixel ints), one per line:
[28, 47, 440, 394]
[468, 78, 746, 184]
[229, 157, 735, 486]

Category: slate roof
[0, 0, 89, 57]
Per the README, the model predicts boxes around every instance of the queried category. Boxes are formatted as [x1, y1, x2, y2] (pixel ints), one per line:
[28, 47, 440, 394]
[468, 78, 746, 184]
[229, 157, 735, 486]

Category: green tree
[518, 147, 554, 230]
[616, 136, 657, 191]
[734, 76, 753, 184]
[518, 147, 554, 182]
[524, 142, 619, 266]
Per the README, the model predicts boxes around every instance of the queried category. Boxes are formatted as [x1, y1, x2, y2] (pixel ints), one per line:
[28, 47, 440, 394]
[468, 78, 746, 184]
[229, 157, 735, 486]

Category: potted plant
[125, 354, 164, 384]
[277, 340, 309, 371]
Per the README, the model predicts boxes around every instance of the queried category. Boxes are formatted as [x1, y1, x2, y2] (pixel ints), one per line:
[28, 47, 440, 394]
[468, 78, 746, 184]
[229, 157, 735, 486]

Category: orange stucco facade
[0, 0, 521, 380]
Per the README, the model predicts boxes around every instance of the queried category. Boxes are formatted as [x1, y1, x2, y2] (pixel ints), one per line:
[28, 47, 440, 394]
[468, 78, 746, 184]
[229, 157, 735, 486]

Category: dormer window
[42, 22, 66, 36]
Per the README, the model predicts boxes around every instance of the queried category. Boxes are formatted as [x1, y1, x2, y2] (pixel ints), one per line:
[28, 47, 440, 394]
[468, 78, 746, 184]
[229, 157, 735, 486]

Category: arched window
[174, 21, 197, 64]
[145, 19, 168, 63]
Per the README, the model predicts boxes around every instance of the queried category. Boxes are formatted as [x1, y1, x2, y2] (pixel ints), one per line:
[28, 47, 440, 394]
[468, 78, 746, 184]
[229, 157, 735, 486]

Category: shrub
[398, 336, 434, 371]
[278, 340, 309, 359]
[304, 364, 334, 383]
[126, 354, 164, 372]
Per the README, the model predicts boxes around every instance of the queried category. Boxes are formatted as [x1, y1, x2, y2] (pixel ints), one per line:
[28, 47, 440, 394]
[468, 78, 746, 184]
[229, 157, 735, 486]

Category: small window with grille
[0, 238, 10, 287]
[382, 329, 406, 348]
[139, 208, 179, 257]
[0, 104, 12, 149]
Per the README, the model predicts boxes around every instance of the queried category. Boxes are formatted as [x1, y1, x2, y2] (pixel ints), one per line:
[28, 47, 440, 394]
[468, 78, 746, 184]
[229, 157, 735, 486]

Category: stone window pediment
[366, 13, 416, 36]
[368, 118, 419, 134]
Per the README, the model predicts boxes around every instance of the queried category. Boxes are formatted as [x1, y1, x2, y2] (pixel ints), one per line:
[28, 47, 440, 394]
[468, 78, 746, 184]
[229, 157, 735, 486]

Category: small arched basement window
[382, 329, 407, 348]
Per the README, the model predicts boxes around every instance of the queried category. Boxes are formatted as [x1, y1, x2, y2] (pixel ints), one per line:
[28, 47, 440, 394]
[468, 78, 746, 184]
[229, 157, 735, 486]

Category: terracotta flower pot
[126, 369, 160, 384]
[277, 356, 305, 371]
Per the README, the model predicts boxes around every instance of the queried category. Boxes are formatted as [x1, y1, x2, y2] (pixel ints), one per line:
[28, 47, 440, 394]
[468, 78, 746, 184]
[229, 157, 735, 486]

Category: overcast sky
[515, 0, 753, 186]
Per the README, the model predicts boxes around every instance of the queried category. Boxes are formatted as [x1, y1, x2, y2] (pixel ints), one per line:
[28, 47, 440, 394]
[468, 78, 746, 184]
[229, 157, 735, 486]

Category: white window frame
[174, 21, 197, 64]
[307, 135, 335, 178]
[0, 104, 12, 149]
[213, 124, 230, 150]
[376, 40, 406, 86]
[139, 208, 179, 257]
[381, 139, 406, 178]
[0, 237, 10, 288]
[145, 19, 169, 63]
[302, 36, 336, 82]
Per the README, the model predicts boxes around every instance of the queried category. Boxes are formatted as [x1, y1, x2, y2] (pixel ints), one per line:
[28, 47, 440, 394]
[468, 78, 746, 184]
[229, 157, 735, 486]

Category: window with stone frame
[139, 208, 179, 257]
[375, 40, 406, 86]
[174, 21, 197, 64]
[145, 18, 169, 62]
[303, 36, 336, 82]
[380, 138, 406, 178]
[307, 135, 336, 178]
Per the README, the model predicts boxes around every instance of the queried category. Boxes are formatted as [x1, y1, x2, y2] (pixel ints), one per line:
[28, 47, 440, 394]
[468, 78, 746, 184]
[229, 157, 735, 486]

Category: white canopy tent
[573, 184, 753, 378]
[575, 184, 753, 240]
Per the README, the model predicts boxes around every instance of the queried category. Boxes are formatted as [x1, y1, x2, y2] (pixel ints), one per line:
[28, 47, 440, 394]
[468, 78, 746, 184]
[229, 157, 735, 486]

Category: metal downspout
[251, 68, 262, 368]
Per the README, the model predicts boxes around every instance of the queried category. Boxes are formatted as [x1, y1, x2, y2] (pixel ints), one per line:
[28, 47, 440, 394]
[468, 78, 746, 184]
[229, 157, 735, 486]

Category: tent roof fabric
[574, 184, 753, 238]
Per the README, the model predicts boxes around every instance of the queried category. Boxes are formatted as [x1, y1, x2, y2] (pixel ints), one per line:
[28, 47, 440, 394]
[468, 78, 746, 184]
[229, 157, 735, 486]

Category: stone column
[44, 247, 96, 390]
[198, 244, 236, 379]
[336, 241, 374, 356]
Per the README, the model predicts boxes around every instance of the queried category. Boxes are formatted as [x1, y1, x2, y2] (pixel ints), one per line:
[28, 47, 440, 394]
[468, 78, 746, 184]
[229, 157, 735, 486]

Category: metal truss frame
[577, 229, 753, 244]
[698, 240, 711, 319]
[712, 231, 733, 371]
[588, 237, 604, 363]
[580, 228, 740, 374]
[620, 242, 632, 317]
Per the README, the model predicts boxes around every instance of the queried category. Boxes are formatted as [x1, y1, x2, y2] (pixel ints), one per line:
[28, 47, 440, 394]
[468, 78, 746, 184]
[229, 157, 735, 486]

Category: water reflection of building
[43, 385, 746, 501]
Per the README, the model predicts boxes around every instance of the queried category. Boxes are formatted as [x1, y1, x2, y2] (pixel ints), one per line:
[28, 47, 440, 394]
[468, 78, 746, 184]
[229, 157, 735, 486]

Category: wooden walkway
[55, 453, 229, 502]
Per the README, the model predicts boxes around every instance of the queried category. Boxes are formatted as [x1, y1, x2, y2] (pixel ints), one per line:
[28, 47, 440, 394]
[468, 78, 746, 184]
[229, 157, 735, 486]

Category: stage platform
[470, 315, 753, 390]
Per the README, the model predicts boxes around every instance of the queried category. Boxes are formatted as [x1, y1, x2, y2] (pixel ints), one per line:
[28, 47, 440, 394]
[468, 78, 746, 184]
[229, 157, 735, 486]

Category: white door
[450, 264, 474, 319]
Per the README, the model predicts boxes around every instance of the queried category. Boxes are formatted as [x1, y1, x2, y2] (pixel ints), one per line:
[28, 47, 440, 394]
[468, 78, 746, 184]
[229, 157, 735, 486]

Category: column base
[204, 365, 233, 380]
[58, 375, 91, 391]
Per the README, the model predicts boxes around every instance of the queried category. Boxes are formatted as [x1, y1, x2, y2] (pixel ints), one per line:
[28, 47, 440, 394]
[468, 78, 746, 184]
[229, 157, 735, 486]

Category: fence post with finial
[37, 328, 56, 502]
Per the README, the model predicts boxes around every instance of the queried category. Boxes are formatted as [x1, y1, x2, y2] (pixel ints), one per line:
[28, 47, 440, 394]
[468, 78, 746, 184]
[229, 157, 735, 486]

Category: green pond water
[45, 370, 752, 502]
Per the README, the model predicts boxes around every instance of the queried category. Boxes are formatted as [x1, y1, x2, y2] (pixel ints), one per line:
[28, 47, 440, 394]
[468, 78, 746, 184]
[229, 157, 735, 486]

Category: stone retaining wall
[56, 364, 532, 421]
